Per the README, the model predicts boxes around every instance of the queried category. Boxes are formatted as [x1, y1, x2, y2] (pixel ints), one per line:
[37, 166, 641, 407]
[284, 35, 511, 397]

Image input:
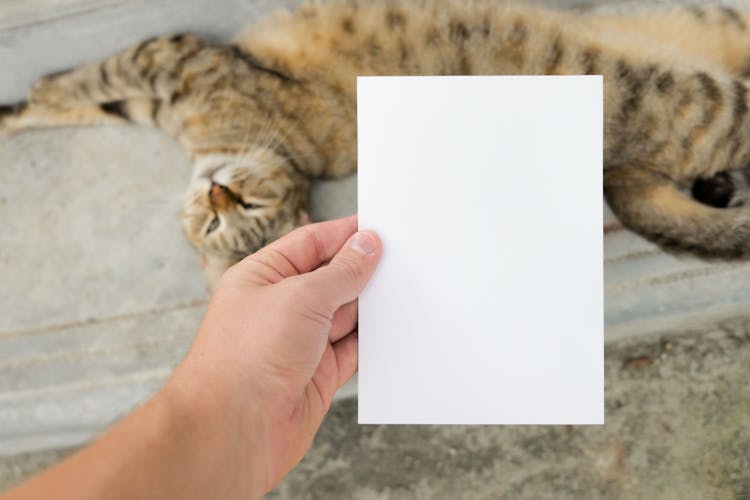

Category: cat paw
[0, 101, 27, 137]
[691, 170, 748, 208]
[693, 174, 733, 208]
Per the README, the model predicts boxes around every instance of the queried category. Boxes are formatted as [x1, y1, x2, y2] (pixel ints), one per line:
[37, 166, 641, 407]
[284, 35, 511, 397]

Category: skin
[0, 215, 382, 500]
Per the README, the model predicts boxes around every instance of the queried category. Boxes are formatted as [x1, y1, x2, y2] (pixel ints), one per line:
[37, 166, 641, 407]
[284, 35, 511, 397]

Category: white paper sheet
[357, 76, 603, 425]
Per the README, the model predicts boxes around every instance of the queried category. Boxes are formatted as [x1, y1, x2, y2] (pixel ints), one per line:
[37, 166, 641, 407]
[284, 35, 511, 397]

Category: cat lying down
[2, 0, 750, 289]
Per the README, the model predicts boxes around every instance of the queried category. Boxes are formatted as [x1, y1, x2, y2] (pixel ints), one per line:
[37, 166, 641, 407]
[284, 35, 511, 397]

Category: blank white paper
[357, 76, 603, 425]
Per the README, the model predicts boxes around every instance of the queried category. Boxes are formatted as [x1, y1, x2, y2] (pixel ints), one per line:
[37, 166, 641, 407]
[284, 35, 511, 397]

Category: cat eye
[205, 216, 220, 235]
[238, 199, 262, 210]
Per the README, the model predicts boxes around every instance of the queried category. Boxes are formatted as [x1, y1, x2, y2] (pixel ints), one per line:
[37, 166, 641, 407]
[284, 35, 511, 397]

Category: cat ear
[199, 251, 239, 293]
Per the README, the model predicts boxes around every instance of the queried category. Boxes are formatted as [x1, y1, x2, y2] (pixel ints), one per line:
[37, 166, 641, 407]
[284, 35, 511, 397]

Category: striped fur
[5, 1, 750, 287]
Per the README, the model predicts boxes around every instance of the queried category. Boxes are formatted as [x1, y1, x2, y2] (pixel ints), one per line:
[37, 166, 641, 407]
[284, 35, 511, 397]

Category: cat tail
[605, 165, 750, 258]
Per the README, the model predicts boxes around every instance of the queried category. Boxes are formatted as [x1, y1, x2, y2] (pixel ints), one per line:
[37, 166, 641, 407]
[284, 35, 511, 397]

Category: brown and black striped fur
[4, 1, 750, 287]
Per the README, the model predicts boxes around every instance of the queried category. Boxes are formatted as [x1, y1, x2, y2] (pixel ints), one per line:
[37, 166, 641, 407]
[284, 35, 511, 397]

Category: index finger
[243, 214, 358, 280]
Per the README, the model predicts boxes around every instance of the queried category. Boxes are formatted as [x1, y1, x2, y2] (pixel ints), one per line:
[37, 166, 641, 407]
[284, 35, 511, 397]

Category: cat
[3, 0, 750, 289]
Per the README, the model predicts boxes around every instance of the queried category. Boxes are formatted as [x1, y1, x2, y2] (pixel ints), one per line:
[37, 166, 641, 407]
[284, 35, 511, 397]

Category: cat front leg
[28, 34, 211, 107]
[0, 97, 168, 136]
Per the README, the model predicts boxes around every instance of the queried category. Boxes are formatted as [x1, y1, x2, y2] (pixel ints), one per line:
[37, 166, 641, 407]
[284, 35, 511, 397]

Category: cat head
[182, 150, 310, 289]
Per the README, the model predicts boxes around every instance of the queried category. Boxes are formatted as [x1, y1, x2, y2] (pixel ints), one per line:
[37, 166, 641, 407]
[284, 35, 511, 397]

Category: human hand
[167, 214, 381, 497]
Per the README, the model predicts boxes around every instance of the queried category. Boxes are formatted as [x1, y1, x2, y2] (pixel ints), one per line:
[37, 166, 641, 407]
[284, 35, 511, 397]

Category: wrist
[161, 359, 270, 499]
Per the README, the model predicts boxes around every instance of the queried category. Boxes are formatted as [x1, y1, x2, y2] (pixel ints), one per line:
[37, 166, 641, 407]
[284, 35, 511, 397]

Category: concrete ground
[265, 319, 750, 499]
[2, 0, 750, 498]
[2, 317, 750, 498]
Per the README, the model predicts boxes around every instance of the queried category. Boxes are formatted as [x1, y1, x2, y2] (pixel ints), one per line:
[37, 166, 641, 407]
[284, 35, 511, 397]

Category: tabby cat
[2, 0, 750, 288]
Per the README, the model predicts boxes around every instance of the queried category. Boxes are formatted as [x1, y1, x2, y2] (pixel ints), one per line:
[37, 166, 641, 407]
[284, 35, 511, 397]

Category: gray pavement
[274, 318, 750, 499]
[2, 317, 749, 498]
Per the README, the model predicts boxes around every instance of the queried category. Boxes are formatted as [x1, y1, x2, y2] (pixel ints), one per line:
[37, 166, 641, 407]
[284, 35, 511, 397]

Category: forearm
[1, 377, 264, 500]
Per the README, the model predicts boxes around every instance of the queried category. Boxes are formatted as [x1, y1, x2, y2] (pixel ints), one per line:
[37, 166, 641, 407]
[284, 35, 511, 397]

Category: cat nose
[208, 183, 232, 210]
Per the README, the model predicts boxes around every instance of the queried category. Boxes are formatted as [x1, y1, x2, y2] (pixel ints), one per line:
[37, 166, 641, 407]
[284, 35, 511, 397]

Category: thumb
[304, 230, 382, 312]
